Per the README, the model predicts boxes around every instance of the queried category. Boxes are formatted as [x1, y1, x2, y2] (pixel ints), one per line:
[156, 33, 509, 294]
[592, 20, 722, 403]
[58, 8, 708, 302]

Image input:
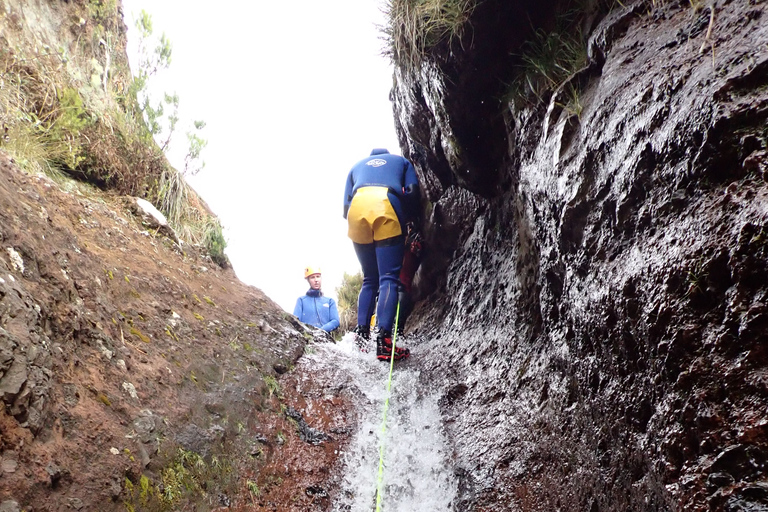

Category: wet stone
[175, 424, 213, 455]
[726, 483, 768, 511]
[2, 458, 18, 474]
[706, 472, 735, 491]
[67, 498, 84, 510]
[306, 485, 328, 498]
[284, 406, 328, 445]
[711, 445, 757, 480]
[0, 501, 20, 512]
[45, 462, 62, 486]
[738, 482, 768, 501]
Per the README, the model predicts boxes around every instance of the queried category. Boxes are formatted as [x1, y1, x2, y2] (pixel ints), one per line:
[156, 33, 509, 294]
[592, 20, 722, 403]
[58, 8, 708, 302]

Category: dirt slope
[0, 153, 351, 511]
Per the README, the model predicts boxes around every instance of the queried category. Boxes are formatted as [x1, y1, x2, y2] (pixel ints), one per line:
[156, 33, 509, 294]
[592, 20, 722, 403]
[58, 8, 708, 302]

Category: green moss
[165, 326, 179, 341]
[124, 447, 237, 511]
[130, 326, 150, 343]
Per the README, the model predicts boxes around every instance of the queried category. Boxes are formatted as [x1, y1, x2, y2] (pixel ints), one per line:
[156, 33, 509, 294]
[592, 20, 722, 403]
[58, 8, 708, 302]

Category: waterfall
[300, 334, 458, 511]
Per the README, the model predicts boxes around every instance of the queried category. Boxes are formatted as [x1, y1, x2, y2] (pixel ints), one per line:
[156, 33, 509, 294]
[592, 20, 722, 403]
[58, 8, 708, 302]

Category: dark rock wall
[394, 0, 768, 510]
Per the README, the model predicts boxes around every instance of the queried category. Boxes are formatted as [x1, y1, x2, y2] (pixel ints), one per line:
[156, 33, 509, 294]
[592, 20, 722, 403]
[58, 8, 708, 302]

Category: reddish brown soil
[0, 152, 351, 511]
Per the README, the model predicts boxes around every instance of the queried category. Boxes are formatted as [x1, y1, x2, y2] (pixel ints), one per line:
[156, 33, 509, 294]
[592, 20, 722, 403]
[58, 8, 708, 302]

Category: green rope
[375, 300, 401, 512]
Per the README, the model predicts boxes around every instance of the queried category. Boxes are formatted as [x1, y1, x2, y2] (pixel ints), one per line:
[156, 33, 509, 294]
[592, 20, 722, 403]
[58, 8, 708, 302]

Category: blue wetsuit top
[293, 290, 339, 332]
[343, 149, 420, 225]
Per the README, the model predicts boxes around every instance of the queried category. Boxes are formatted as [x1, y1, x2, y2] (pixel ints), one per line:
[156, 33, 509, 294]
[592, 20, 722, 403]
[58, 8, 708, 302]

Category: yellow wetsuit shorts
[347, 186, 402, 245]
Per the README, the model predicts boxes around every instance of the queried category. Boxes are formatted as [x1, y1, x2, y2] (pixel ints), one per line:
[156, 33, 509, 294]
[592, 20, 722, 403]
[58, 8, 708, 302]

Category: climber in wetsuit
[343, 149, 420, 361]
[293, 266, 340, 333]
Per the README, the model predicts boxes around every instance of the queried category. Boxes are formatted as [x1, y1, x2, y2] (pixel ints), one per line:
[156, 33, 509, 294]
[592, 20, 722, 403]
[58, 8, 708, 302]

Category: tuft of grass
[156, 167, 188, 228]
[556, 83, 585, 120]
[247, 479, 260, 505]
[124, 447, 232, 511]
[514, 25, 588, 106]
[383, 0, 477, 70]
[264, 375, 281, 399]
[504, 1, 624, 109]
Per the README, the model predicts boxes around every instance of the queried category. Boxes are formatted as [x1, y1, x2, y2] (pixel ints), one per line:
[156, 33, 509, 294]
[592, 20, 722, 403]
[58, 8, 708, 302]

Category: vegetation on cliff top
[383, 0, 477, 70]
[0, 0, 226, 266]
[382, 0, 610, 110]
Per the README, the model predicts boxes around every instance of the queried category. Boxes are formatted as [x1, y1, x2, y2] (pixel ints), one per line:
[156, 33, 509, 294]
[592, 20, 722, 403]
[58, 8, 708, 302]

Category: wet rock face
[397, 0, 768, 510]
[391, 0, 567, 200]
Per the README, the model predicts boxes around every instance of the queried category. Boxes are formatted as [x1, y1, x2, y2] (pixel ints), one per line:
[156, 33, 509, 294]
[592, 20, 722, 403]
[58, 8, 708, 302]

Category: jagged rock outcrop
[395, 0, 768, 510]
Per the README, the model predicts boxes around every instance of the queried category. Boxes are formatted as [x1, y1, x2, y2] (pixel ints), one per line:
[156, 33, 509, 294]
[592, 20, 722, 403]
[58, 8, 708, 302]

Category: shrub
[336, 271, 363, 333]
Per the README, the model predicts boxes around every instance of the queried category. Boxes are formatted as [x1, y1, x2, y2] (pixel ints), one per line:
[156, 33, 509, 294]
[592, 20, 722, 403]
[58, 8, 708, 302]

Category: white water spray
[300, 334, 457, 511]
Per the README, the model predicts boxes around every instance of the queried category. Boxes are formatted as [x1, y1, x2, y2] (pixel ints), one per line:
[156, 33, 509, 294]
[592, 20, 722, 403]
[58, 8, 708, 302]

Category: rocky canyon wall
[394, 0, 768, 510]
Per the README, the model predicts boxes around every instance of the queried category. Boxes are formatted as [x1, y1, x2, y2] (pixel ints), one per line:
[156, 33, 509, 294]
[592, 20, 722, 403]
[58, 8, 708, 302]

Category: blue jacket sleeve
[343, 170, 354, 219]
[293, 297, 303, 319]
[321, 299, 340, 332]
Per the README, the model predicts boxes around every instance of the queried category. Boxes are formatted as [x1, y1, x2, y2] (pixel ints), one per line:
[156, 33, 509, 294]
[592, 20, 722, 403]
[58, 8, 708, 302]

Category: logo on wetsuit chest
[367, 159, 386, 167]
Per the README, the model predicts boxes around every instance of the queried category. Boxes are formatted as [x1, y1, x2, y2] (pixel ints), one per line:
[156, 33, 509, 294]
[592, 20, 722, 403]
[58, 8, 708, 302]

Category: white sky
[120, 0, 401, 312]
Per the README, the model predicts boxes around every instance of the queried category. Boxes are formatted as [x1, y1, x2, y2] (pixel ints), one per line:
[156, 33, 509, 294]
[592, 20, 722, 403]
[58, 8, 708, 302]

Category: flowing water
[299, 334, 457, 511]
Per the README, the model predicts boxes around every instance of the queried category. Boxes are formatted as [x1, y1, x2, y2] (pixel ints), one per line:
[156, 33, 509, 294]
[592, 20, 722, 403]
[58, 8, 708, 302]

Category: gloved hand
[405, 223, 423, 257]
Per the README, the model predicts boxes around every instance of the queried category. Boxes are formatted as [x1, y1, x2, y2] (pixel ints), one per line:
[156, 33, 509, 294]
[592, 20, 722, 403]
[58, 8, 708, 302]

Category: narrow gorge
[0, 0, 766, 511]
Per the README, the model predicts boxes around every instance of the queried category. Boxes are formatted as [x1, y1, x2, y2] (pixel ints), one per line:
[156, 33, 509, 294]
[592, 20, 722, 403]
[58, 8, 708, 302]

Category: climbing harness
[374, 301, 401, 511]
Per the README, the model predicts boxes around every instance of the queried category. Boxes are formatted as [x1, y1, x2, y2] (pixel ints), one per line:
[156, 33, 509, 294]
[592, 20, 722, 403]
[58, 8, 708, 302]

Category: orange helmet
[304, 266, 321, 278]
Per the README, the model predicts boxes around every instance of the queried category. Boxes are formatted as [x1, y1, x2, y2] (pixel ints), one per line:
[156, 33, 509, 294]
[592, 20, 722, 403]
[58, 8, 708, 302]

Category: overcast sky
[120, 0, 401, 312]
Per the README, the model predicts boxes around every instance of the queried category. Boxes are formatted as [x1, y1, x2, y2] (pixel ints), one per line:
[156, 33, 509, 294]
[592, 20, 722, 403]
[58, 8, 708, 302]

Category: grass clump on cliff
[504, 0, 621, 111]
[515, 26, 589, 105]
[0, 4, 228, 266]
[383, 0, 477, 69]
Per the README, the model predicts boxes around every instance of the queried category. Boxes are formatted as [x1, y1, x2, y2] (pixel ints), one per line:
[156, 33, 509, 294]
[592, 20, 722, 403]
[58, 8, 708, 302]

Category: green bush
[204, 218, 228, 267]
[336, 271, 363, 333]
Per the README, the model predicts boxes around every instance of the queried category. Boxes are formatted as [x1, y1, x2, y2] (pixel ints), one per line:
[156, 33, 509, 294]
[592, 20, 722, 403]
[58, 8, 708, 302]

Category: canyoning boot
[376, 330, 410, 362]
[352, 325, 370, 352]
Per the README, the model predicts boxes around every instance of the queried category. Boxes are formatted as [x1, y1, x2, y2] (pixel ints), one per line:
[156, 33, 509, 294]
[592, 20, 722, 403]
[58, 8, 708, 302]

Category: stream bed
[296, 334, 458, 511]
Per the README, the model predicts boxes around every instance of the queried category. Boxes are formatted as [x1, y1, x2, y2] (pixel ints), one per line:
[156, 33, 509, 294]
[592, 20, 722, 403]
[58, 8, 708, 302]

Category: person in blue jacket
[293, 266, 340, 333]
[343, 148, 420, 361]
